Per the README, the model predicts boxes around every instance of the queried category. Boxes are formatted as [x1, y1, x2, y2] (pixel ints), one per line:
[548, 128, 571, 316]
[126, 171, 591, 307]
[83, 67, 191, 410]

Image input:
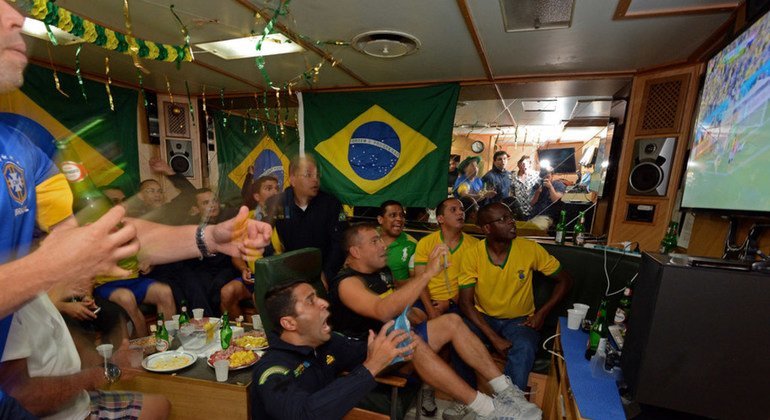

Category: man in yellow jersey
[459, 202, 572, 392]
[413, 197, 479, 319]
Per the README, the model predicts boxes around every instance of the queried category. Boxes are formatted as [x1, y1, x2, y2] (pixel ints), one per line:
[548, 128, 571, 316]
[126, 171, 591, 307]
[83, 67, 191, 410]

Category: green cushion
[252, 247, 326, 333]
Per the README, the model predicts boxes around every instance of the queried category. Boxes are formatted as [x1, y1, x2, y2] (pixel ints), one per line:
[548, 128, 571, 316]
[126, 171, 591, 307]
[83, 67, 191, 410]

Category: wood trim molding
[456, 0, 495, 82]
[614, 0, 739, 20]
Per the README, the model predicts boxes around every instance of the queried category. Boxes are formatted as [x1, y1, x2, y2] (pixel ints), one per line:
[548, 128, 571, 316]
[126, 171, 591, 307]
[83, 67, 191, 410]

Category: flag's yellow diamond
[314, 105, 436, 195]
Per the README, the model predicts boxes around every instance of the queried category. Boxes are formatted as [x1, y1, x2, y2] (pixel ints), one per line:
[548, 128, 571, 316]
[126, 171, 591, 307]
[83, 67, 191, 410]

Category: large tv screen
[537, 147, 577, 173]
[682, 10, 770, 213]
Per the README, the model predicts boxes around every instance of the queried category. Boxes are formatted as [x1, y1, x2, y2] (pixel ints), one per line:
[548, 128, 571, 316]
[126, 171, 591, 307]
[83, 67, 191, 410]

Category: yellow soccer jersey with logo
[414, 231, 478, 300]
[459, 237, 561, 319]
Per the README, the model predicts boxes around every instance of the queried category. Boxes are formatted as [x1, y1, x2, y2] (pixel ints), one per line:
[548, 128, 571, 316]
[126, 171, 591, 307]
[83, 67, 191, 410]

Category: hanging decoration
[220, 88, 227, 127]
[170, 4, 194, 64]
[136, 69, 148, 108]
[25, 0, 192, 64]
[75, 45, 87, 101]
[46, 44, 68, 98]
[201, 84, 208, 122]
[122, 0, 150, 73]
[104, 57, 115, 111]
[164, 75, 174, 104]
[185, 80, 194, 123]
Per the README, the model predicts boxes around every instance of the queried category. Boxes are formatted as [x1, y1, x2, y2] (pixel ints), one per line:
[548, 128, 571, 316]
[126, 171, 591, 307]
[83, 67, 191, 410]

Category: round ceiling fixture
[351, 31, 421, 58]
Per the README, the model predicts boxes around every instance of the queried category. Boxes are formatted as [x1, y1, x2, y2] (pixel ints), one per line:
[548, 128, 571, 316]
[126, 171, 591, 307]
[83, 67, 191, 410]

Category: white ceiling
[21, 0, 737, 138]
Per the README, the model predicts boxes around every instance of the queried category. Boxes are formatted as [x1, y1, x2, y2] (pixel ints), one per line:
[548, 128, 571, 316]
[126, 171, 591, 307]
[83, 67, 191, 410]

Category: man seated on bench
[251, 281, 414, 419]
[328, 223, 542, 419]
[459, 203, 572, 392]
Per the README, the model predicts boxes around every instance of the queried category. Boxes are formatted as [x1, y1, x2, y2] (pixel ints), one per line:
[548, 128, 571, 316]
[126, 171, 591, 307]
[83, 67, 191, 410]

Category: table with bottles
[543, 318, 624, 420]
[108, 322, 259, 420]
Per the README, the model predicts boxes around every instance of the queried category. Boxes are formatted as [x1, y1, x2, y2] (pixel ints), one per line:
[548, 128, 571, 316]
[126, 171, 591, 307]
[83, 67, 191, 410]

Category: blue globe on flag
[252, 149, 285, 190]
[348, 121, 401, 181]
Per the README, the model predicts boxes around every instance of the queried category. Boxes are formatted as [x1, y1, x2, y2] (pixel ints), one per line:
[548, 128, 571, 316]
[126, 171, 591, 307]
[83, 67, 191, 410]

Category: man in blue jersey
[0, 2, 273, 417]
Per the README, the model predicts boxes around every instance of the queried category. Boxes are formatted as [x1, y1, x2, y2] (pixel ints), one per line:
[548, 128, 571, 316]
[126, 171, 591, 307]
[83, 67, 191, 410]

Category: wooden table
[109, 352, 254, 419]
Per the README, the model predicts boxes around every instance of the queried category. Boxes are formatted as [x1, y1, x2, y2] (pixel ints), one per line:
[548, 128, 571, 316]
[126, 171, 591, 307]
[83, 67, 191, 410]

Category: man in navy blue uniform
[251, 281, 413, 419]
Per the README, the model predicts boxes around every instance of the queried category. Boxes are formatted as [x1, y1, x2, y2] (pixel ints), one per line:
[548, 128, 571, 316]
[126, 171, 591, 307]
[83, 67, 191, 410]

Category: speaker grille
[164, 102, 190, 138]
[637, 75, 689, 135]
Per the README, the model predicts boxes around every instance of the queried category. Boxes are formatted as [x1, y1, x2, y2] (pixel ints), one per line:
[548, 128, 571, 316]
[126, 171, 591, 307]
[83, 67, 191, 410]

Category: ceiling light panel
[196, 34, 303, 60]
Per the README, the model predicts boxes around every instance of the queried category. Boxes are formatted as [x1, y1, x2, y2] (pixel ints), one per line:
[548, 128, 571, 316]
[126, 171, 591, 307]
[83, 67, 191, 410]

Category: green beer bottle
[613, 281, 633, 333]
[573, 211, 586, 246]
[585, 299, 608, 360]
[220, 311, 232, 350]
[55, 138, 138, 275]
[178, 300, 190, 326]
[155, 313, 170, 352]
[554, 210, 567, 245]
[659, 221, 679, 254]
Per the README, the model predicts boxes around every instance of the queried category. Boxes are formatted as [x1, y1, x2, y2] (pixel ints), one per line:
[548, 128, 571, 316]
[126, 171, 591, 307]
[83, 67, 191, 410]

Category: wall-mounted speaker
[166, 139, 194, 178]
[163, 102, 191, 138]
[627, 137, 675, 196]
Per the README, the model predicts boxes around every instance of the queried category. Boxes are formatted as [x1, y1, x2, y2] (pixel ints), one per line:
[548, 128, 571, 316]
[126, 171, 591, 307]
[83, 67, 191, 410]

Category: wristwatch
[104, 362, 122, 385]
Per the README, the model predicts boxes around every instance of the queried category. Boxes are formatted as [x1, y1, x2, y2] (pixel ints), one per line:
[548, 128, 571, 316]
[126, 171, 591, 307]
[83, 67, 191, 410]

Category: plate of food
[130, 335, 157, 356]
[142, 350, 197, 373]
[233, 331, 269, 351]
[207, 346, 259, 370]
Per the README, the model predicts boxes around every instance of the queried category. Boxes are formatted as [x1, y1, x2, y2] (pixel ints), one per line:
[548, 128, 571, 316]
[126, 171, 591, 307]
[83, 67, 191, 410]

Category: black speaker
[622, 253, 770, 419]
[166, 139, 194, 178]
[627, 137, 675, 196]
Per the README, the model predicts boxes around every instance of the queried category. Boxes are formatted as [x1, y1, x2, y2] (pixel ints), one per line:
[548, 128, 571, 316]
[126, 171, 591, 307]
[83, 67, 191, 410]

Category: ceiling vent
[499, 0, 575, 32]
[352, 31, 420, 58]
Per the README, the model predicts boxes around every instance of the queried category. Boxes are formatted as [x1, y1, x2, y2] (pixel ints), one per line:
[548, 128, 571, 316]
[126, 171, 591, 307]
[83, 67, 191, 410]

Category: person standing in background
[482, 151, 512, 203]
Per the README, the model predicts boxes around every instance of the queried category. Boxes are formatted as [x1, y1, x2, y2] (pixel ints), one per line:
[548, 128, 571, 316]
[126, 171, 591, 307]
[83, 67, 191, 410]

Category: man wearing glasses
[458, 203, 572, 393]
[265, 156, 347, 283]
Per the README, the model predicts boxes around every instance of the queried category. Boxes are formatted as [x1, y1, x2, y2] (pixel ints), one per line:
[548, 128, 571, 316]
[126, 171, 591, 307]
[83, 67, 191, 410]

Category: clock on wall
[471, 141, 485, 153]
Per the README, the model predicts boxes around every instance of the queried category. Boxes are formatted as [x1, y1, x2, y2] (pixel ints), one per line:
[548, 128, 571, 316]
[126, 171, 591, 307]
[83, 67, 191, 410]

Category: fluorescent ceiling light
[22, 18, 83, 45]
[521, 100, 557, 112]
[196, 34, 303, 60]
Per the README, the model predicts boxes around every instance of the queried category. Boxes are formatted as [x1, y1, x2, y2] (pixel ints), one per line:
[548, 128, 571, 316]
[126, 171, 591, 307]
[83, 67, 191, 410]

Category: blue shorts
[94, 277, 155, 303]
[412, 320, 428, 343]
[235, 277, 255, 294]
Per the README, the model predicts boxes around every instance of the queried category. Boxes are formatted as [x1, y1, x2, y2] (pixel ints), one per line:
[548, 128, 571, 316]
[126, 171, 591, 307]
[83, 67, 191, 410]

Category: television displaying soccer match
[682, 9, 770, 213]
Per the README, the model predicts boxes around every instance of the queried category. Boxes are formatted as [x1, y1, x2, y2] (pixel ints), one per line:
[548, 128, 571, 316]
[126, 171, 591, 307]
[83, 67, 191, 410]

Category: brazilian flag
[0, 64, 139, 195]
[300, 84, 459, 207]
[214, 110, 299, 204]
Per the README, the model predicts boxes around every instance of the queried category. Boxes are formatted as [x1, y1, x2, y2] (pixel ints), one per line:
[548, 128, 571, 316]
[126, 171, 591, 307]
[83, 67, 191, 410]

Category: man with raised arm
[329, 223, 542, 420]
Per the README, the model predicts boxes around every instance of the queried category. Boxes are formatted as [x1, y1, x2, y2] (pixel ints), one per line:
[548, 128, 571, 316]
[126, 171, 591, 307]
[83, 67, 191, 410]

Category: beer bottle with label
[613, 282, 633, 333]
[55, 138, 138, 274]
[659, 221, 679, 254]
[573, 211, 586, 246]
[554, 210, 567, 245]
[155, 313, 169, 352]
[178, 300, 190, 326]
[585, 299, 608, 360]
[220, 311, 232, 350]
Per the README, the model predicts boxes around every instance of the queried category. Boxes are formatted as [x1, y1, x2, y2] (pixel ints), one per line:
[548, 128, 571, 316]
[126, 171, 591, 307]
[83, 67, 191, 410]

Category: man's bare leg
[426, 313, 502, 382]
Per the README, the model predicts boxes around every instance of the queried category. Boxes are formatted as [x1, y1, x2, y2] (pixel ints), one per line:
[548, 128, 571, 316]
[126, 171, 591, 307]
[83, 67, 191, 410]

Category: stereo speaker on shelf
[166, 139, 194, 178]
[626, 137, 676, 196]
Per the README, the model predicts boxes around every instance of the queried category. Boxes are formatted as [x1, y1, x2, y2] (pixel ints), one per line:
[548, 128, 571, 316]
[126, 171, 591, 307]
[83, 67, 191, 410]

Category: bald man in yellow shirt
[458, 202, 572, 391]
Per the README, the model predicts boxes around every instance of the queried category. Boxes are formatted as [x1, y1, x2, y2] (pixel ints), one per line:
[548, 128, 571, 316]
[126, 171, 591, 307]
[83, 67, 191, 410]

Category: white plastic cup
[567, 309, 582, 330]
[214, 359, 229, 382]
[128, 345, 144, 368]
[96, 344, 114, 359]
[192, 308, 204, 320]
[171, 314, 180, 323]
[251, 315, 263, 331]
[573, 303, 590, 314]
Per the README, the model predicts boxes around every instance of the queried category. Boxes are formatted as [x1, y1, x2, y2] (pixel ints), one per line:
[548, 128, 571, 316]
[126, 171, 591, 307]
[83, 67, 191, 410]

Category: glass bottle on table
[554, 210, 567, 245]
[659, 221, 679, 254]
[613, 279, 634, 333]
[573, 211, 586, 246]
[585, 299, 608, 360]
[55, 137, 138, 274]
[155, 312, 169, 352]
[178, 300, 190, 326]
[221, 311, 232, 350]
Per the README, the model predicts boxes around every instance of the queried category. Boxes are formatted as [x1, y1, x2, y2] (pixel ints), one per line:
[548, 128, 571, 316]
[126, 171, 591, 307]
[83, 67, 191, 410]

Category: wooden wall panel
[607, 64, 703, 251]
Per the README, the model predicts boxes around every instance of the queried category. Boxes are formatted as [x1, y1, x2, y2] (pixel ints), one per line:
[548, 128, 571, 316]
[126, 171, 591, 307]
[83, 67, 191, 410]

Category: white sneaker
[495, 377, 542, 420]
[442, 401, 471, 420]
[421, 387, 437, 417]
[475, 397, 519, 420]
